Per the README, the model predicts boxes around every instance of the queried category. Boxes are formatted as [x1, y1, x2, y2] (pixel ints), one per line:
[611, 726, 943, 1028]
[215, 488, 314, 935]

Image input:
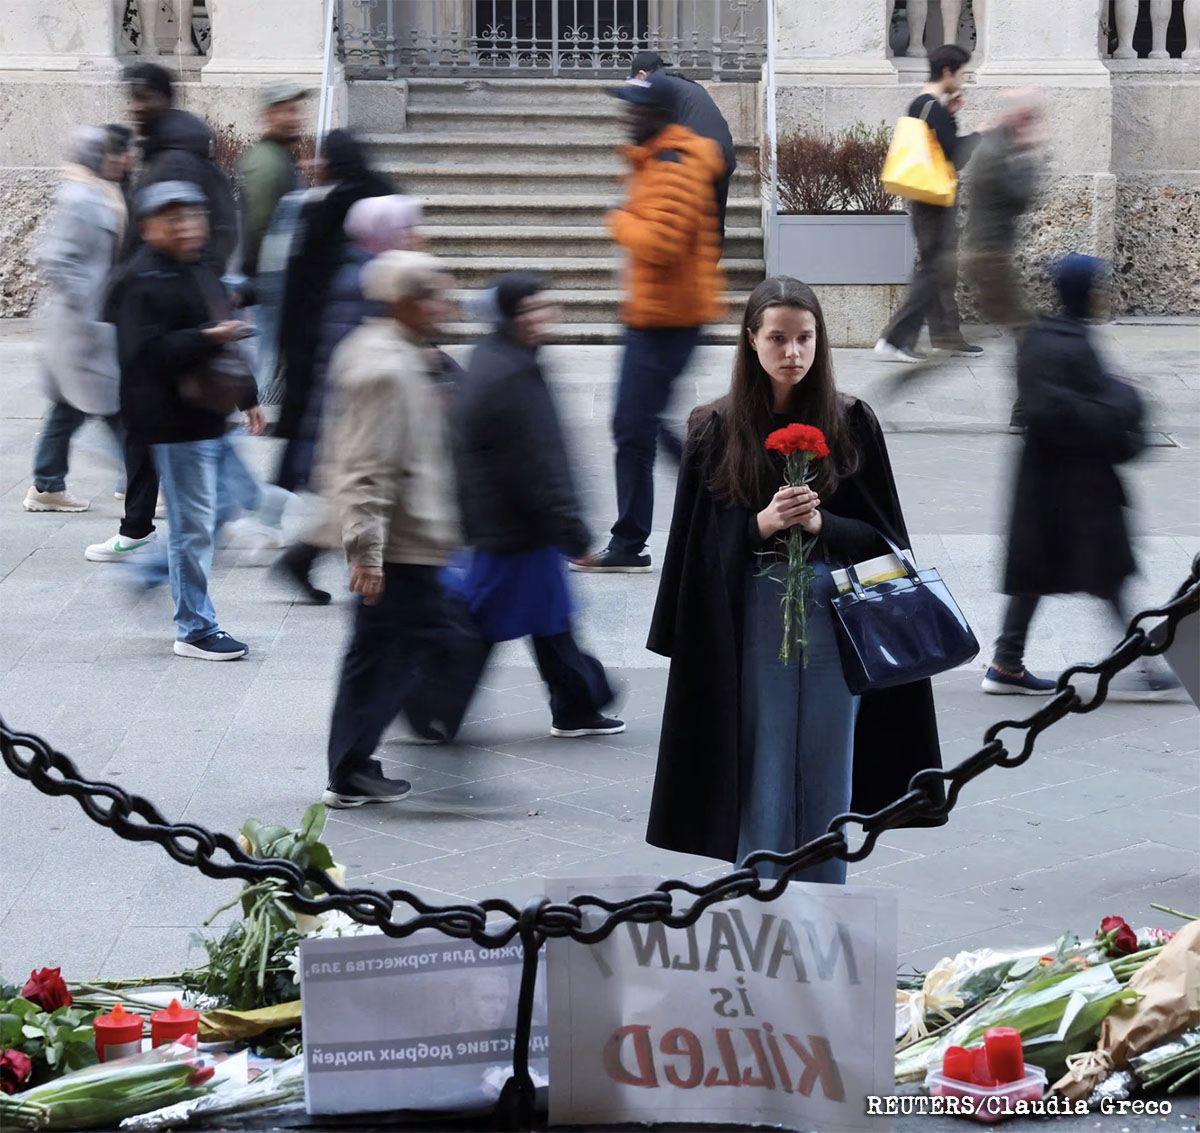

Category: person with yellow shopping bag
[875, 45, 983, 365]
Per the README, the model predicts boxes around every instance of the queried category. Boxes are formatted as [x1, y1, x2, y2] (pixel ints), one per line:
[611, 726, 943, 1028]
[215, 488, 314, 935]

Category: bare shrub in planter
[757, 124, 901, 215]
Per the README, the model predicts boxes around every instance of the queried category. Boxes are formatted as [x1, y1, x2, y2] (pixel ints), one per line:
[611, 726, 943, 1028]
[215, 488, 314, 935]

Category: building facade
[0, 0, 1196, 326]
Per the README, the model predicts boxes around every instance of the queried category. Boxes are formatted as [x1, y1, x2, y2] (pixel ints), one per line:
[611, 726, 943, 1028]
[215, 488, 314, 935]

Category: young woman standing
[646, 276, 944, 881]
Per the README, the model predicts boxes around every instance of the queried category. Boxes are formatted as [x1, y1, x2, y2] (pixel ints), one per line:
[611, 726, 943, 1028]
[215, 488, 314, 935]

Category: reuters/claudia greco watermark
[866, 1095, 1173, 1118]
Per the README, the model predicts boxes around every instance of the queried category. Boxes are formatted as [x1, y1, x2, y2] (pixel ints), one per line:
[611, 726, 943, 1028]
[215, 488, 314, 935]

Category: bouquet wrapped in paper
[1052, 920, 1200, 1102]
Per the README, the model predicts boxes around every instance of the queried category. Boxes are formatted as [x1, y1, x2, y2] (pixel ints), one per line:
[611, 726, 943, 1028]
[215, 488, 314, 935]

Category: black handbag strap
[844, 531, 919, 598]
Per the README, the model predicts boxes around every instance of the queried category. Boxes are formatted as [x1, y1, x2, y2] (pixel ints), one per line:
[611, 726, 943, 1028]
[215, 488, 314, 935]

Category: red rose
[21, 967, 71, 1012]
[765, 423, 830, 458]
[1096, 915, 1138, 957]
[0, 1049, 33, 1095]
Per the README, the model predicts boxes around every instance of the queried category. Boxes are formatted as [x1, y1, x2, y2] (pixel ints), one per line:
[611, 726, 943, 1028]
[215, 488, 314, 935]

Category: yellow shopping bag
[880, 99, 958, 206]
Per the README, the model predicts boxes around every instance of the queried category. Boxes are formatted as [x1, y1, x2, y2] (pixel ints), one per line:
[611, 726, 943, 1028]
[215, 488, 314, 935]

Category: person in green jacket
[237, 80, 307, 284]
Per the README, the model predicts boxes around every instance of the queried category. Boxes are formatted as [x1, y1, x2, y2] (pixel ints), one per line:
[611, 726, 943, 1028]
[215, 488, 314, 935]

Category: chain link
[2, 555, 1196, 1127]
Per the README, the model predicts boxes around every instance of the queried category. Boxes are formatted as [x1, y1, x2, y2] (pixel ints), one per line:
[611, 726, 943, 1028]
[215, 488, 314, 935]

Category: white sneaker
[220, 517, 286, 551]
[85, 531, 157, 562]
[873, 339, 924, 364]
[24, 486, 90, 513]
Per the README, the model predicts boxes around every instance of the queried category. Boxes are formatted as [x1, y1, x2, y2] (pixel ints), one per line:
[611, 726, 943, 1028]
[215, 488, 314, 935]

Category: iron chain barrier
[2, 554, 1197, 1128]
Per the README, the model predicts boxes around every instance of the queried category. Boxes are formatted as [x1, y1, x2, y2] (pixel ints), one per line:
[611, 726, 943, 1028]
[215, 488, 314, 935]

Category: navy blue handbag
[829, 534, 979, 695]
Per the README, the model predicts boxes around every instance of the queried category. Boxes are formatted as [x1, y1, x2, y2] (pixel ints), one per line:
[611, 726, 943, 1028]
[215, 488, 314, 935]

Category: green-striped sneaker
[85, 532, 157, 562]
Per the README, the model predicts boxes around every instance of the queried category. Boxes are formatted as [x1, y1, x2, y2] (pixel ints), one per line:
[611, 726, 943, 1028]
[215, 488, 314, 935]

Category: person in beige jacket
[322, 251, 482, 808]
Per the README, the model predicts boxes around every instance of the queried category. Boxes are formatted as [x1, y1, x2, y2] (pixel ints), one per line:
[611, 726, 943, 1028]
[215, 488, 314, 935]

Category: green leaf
[300, 801, 326, 843]
[255, 825, 291, 851]
[307, 843, 335, 872]
[21, 1024, 45, 1039]
[241, 817, 264, 851]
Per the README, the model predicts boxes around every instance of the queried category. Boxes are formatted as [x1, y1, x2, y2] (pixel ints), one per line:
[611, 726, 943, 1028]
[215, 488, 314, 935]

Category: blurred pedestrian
[274, 193, 424, 604]
[982, 255, 1178, 700]
[112, 181, 263, 660]
[23, 128, 127, 514]
[961, 90, 1043, 333]
[875, 44, 983, 365]
[646, 277, 943, 881]
[628, 50, 736, 245]
[322, 253, 480, 807]
[87, 62, 239, 564]
[571, 71, 724, 573]
[103, 123, 137, 216]
[274, 129, 392, 494]
[453, 272, 624, 737]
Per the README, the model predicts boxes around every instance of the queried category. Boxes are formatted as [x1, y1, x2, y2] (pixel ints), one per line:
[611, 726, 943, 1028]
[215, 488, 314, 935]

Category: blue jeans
[32, 400, 122, 493]
[737, 562, 860, 884]
[145, 437, 259, 643]
[608, 325, 701, 555]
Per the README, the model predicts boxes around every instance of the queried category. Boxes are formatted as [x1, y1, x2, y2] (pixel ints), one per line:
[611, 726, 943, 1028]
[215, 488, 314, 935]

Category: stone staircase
[355, 77, 764, 343]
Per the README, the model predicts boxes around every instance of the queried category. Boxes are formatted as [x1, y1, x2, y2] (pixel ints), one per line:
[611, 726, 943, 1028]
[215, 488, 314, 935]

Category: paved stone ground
[0, 318, 1197, 1127]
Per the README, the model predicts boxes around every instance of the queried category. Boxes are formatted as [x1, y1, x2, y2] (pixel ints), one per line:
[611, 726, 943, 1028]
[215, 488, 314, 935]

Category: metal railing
[338, 0, 767, 79]
[2, 556, 1197, 1129]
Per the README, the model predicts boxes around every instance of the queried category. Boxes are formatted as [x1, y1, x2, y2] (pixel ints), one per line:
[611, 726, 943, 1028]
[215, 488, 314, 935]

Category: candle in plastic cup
[942, 1045, 973, 1083]
[149, 997, 200, 1047]
[984, 1025, 1025, 1083]
[970, 1044, 998, 1086]
[94, 1001, 143, 1061]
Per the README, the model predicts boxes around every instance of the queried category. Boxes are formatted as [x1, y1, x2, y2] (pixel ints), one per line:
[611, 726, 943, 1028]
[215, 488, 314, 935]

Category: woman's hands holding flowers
[758, 485, 822, 539]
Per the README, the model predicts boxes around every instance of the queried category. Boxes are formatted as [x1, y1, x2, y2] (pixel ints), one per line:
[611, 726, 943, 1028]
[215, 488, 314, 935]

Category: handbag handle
[843, 530, 920, 599]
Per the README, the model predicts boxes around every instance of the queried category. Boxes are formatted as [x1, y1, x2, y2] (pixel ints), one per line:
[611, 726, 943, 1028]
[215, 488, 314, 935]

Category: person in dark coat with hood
[982, 255, 1178, 701]
[452, 273, 624, 737]
[646, 276, 945, 881]
[273, 129, 392, 491]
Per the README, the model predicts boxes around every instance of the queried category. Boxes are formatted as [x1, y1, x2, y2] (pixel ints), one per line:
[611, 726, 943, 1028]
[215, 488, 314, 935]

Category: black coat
[113, 245, 257, 446]
[646, 397, 945, 863]
[663, 72, 736, 176]
[1004, 315, 1143, 600]
[120, 109, 239, 277]
[275, 174, 392, 439]
[453, 330, 591, 558]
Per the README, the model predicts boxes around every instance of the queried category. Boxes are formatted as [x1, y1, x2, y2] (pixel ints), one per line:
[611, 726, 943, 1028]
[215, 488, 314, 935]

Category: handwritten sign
[545, 878, 897, 1132]
[300, 932, 548, 1115]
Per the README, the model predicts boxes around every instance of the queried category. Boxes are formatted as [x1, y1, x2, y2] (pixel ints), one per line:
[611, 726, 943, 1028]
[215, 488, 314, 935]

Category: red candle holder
[149, 997, 200, 1047]
[942, 1045, 974, 1083]
[970, 1044, 998, 1087]
[984, 1025, 1025, 1083]
[94, 1001, 144, 1062]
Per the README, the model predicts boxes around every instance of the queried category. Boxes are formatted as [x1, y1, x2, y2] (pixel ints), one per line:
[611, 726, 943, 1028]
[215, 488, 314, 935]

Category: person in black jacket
[646, 276, 944, 880]
[452, 273, 623, 737]
[875, 44, 983, 364]
[982, 255, 1179, 701]
[629, 51, 736, 244]
[113, 181, 263, 661]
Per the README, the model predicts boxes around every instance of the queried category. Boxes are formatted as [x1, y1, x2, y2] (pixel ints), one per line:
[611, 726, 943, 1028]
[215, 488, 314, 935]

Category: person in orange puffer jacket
[571, 71, 726, 574]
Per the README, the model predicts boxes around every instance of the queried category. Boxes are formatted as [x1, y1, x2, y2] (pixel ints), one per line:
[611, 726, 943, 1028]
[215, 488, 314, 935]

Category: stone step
[438, 320, 742, 345]
[420, 223, 764, 257]
[362, 132, 759, 169]
[406, 104, 623, 137]
[450, 288, 750, 325]
[404, 76, 672, 110]
[419, 193, 763, 227]
[388, 163, 762, 197]
[435, 254, 764, 289]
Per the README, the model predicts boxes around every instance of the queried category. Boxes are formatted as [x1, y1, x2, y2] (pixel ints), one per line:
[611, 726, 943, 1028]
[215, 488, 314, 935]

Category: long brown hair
[697, 276, 860, 509]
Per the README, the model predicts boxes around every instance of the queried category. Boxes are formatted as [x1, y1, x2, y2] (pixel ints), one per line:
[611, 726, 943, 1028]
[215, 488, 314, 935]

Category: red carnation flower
[1096, 915, 1139, 957]
[0, 1049, 33, 1095]
[21, 967, 71, 1012]
[765, 423, 830, 458]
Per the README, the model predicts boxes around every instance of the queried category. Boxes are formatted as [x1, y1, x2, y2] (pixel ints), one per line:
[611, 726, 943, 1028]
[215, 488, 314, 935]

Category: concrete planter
[767, 213, 914, 285]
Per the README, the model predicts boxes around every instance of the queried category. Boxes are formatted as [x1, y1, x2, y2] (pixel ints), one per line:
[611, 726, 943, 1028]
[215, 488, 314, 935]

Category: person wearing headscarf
[451, 272, 624, 738]
[273, 129, 392, 491]
[23, 127, 129, 514]
[273, 194, 425, 603]
[983, 255, 1178, 701]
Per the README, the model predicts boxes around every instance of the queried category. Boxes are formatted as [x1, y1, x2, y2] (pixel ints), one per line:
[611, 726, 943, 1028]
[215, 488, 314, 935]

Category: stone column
[774, 0, 896, 83]
[202, 0, 329, 81]
[0, 0, 118, 74]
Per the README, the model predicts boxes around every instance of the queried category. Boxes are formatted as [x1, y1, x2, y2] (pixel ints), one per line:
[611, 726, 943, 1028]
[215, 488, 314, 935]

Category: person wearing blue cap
[983, 254, 1179, 701]
[110, 181, 263, 660]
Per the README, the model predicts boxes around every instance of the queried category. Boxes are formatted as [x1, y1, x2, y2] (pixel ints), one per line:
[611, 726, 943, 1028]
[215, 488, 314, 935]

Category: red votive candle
[94, 1001, 143, 1062]
[149, 997, 200, 1047]
[984, 1026, 1025, 1083]
[942, 1045, 974, 1083]
[970, 1044, 998, 1087]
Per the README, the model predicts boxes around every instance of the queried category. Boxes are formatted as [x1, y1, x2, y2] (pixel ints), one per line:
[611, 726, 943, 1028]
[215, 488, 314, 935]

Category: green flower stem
[1149, 903, 1197, 922]
[775, 451, 817, 666]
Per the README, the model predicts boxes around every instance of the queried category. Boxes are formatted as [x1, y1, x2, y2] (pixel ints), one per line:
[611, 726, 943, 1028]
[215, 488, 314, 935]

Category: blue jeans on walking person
[32, 400, 123, 493]
[737, 562, 861, 884]
[608, 325, 701, 556]
[144, 436, 259, 643]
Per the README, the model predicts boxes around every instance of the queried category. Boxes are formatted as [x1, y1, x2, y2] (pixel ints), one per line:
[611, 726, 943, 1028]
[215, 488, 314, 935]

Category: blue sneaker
[981, 666, 1057, 695]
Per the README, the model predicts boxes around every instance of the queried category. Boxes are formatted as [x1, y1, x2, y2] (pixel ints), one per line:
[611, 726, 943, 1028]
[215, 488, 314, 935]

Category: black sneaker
[568, 548, 652, 574]
[1107, 669, 1183, 702]
[550, 714, 627, 738]
[980, 666, 1056, 695]
[322, 766, 413, 808]
[173, 631, 249, 661]
[273, 543, 332, 605]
